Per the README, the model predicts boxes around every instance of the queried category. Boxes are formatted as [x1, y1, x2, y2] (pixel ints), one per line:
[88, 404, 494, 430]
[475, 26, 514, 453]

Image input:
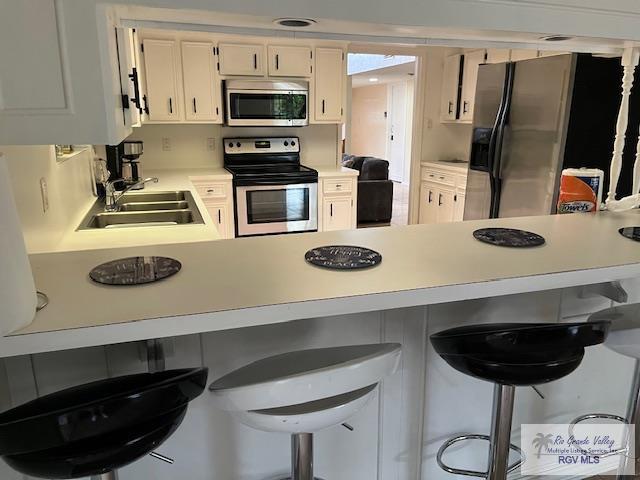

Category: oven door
[235, 181, 318, 236]
[226, 89, 309, 127]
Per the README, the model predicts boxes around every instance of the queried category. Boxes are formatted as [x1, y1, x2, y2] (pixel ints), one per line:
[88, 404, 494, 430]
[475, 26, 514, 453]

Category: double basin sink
[78, 191, 204, 229]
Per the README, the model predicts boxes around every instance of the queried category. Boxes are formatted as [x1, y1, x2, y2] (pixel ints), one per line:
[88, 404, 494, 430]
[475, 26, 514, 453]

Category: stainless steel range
[224, 137, 318, 237]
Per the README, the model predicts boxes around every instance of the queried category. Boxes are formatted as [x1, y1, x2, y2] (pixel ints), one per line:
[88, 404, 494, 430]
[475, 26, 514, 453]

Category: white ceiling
[351, 62, 416, 88]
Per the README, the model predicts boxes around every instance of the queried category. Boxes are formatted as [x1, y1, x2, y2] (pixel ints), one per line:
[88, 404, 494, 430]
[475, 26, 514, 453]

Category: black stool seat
[430, 322, 609, 386]
[0, 367, 207, 479]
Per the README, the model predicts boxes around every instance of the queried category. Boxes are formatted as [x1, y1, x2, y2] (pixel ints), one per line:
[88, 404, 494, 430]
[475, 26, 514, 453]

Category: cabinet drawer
[194, 183, 228, 199]
[422, 170, 455, 186]
[323, 178, 353, 194]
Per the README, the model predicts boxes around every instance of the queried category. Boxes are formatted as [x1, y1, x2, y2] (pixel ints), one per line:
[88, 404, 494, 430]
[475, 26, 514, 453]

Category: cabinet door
[419, 182, 438, 224]
[436, 188, 456, 223]
[205, 202, 232, 239]
[459, 49, 485, 123]
[453, 192, 466, 222]
[143, 39, 181, 121]
[314, 48, 344, 122]
[116, 28, 142, 128]
[510, 49, 538, 61]
[218, 44, 264, 76]
[440, 54, 461, 122]
[268, 46, 312, 77]
[323, 197, 353, 231]
[181, 42, 222, 122]
[486, 49, 511, 64]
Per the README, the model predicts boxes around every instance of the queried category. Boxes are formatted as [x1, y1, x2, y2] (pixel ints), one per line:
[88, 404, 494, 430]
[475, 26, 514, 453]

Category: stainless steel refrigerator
[463, 53, 637, 220]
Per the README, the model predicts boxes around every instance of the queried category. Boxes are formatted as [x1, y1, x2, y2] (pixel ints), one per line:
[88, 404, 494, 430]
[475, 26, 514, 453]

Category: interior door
[388, 82, 407, 182]
[497, 55, 574, 217]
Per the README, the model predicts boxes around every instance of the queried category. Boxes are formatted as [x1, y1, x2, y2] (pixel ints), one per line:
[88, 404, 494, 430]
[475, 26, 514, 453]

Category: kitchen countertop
[56, 168, 231, 252]
[421, 160, 469, 174]
[3, 210, 640, 358]
[314, 166, 359, 177]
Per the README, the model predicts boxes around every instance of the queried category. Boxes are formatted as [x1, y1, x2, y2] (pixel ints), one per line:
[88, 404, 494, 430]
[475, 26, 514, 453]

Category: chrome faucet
[103, 177, 159, 212]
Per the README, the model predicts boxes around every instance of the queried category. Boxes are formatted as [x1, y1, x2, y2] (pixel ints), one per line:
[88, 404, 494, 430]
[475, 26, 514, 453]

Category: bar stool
[208, 343, 401, 480]
[0, 367, 207, 479]
[430, 322, 609, 480]
[571, 303, 640, 479]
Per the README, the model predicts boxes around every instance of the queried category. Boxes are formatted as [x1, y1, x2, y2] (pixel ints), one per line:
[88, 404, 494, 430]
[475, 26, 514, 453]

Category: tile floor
[391, 181, 410, 226]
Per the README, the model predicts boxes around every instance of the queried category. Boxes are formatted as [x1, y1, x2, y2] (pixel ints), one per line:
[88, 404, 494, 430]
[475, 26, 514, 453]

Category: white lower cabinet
[191, 178, 234, 239]
[419, 165, 467, 224]
[318, 175, 357, 232]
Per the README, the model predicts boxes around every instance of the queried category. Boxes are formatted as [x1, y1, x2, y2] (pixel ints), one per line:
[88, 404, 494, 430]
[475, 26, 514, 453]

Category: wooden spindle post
[607, 48, 639, 204]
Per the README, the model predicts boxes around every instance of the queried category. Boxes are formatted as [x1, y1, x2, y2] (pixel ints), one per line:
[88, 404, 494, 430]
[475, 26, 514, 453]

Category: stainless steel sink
[119, 201, 189, 212]
[118, 191, 187, 202]
[78, 190, 204, 230]
[87, 210, 197, 229]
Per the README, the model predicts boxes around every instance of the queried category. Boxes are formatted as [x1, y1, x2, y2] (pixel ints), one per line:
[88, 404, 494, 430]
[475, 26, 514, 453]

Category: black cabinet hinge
[342, 52, 345, 61]
[217, 61, 220, 71]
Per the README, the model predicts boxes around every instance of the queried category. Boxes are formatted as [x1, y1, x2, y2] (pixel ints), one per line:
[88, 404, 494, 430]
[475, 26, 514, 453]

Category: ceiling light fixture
[540, 35, 573, 42]
[274, 18, 316, 28]
[369, 78, 379, 82]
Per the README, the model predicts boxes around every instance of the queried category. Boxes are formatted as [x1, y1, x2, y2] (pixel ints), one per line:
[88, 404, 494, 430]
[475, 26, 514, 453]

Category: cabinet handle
[463, 101, 469, 114]
[275, 54, 279, 70]
[207, 189, 215, 193]
[336, 184, 342, 189]
[428, 191, 432, 203]
[253, 53, 258, 70]
[429, 174, 435, 178]
[330, 203, 333, 217]
[322, 99, 325, 114]
[454, 194, 458, 202]
[169, 97, 173, 114]
[193, 97, 197, 113]
[218, 209, 222, 224]
[448, 101, 453, 115]
[438, 193, 443, 206]
[143, 95, 149, 115]
[439, 176, 445, 180]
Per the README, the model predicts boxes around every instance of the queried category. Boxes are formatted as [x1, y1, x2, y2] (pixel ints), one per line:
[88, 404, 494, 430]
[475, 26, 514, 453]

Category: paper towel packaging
[0, 154, 36, 335]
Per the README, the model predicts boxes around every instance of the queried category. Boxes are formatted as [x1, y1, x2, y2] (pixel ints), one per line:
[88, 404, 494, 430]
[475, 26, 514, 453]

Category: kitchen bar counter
[2, 211, 640, 358]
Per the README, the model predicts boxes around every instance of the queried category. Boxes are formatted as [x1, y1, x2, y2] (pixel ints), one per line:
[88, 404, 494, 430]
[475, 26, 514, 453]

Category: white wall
[127, 124, 340, 170]
[0, 146, 95, 253]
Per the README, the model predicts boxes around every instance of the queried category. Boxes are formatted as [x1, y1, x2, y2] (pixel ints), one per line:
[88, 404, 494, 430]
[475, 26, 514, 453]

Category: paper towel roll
[0, 153, 36, 335]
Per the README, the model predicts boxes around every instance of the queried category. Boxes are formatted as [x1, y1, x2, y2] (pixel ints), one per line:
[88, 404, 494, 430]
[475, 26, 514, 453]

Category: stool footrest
[570, 413, 629, 458]
[436, 434, 524, 478]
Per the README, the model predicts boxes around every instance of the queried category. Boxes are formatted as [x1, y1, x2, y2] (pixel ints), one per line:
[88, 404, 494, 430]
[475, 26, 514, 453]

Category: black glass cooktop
[473, 228, 546, 248]
[226, 164, 317, 177]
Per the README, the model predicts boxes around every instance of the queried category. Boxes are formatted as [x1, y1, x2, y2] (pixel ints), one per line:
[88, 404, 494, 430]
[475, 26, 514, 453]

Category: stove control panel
[224, 137, 300, 155]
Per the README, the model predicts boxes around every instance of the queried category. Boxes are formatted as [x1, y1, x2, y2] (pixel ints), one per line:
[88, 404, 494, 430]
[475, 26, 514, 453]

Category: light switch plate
[40, 177, 49, 213]
[162, 137, 171, 151]
[207, 138, 216, 151]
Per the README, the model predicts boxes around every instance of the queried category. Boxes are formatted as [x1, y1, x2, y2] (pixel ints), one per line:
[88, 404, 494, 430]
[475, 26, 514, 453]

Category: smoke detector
[274, 18, 317, 28]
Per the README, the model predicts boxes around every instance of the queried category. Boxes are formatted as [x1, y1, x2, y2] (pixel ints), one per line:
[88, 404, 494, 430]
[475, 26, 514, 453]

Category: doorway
[345, 53, 416, 226]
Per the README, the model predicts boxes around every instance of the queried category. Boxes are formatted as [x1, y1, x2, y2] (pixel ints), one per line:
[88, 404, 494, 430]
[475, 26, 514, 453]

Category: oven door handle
[236, 179, 317, 187]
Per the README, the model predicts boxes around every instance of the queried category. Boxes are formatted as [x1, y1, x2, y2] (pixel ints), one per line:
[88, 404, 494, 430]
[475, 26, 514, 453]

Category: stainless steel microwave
[225, 80, 309, 127]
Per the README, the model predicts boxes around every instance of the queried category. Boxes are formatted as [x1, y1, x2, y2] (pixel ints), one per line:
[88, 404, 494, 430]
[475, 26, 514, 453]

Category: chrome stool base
[436, 384, 525, 480]
[437, 434, 524, 478]
[91, 472, 118, 480]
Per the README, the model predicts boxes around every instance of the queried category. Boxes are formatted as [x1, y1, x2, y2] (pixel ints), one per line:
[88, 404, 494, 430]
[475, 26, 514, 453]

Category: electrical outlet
[206, 138, 216, 151]
[162, 137, 171, 151]
[40, 177, 49, 213]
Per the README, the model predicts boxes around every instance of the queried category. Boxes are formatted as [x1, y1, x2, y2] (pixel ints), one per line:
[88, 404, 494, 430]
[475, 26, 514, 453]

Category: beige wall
[127, 124, 340, 170]
[420, 47, 473, 163]
[1, 146, 95, 253]
[350, 84, 388, 159]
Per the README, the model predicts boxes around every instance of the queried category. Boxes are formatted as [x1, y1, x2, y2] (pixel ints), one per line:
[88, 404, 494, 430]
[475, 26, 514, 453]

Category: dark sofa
[342, 155, 394, 225]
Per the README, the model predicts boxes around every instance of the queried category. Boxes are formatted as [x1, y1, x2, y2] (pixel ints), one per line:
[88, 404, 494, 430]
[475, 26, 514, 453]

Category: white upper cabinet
[510, 49, 539, 61]
[314, 47, 344, 123]
[181, 41, 222, 123]
[459, 49, 486, 123]
[143, 39, 182, 121]
[116, 28, 143, 128]
[268, 46, 312, 77]
[485, 48, 511, 64]
[218, 43, 265, 76]
[440, 54, 461, 122]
